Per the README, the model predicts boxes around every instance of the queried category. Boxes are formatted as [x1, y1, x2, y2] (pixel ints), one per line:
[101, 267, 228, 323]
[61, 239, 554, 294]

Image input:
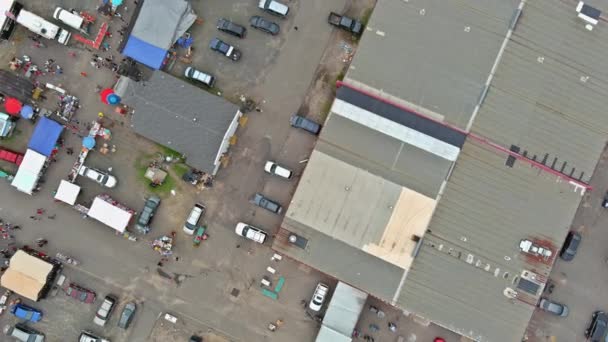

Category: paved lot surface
[0, 0, 346, 341]
[526, 144, 608, 342]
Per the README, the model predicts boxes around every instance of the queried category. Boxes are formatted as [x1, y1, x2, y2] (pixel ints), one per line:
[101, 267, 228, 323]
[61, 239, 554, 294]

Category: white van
[258, 0, 289, 17]
[53, 7, 84, 31]
[16, 9, 70, 44]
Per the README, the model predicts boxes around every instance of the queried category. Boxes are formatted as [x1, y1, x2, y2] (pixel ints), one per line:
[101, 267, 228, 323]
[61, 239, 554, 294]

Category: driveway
[526, 144, 608, 341]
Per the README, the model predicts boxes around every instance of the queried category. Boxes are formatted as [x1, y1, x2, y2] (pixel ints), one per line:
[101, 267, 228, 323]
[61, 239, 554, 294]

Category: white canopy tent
[54, 180, 81, 205]
[87, 197, 132, 233]
[11, 149, 46, 195]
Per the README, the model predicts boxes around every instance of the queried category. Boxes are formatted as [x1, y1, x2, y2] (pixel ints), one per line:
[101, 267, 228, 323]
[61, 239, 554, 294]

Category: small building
[117, 71, 242, 175]
[0, 250, 58, 301]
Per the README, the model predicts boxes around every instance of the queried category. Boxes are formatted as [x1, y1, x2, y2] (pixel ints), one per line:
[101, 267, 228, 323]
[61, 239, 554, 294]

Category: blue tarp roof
[122, 36, 167, 70]
[28, 117, 63, 157]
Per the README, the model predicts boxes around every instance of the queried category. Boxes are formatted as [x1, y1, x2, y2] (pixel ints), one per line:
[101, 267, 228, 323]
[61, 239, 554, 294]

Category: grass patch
[360, 8, 373, 26]
[156, 144, 184, 161]
[172, 163, 190, 178]
[134, 155, 179, 197]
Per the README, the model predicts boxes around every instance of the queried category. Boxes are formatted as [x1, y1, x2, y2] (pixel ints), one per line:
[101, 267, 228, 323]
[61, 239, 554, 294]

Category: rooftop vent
[576, 1, 601, 30]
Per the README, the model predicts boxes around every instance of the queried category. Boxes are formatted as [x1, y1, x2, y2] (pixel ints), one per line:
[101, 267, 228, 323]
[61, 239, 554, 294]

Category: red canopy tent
[4, 97, 22, 116]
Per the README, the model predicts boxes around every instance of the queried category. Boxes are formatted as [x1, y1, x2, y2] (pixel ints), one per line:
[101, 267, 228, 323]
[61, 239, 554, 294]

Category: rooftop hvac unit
[576, 1, 601, 28]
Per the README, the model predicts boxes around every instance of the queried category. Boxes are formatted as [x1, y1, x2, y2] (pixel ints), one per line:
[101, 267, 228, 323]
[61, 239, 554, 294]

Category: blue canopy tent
[27, 117, 63, 157]
[121, 0, 197, 70]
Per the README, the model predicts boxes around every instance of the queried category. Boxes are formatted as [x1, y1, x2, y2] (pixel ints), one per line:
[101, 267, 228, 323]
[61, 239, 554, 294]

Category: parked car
[309, 283, 329, 311]
[65, 283, 96, 304]
[290, 114, 321, 135]
[538, 298, 568, 317]
[235, 222, 267, 244]
[117, 302, 137, 329]
[93, 295, 117, 326]
[183, 203, 205, 235]
[327, 12, 363, 35]
[7, 323, 44, 342]
[189, 336, 203, 342]
[250, 193, 282, 214]
[79, 330, 110, 342]
[249, 16, 280, 35]
[258, 0, 289, 17]
[184, 67, 215, 87]
[586, 311, 608, 342]
[217, 18, 246, 38]
[559, 231, 581, 261]
[602, 191, 608, 207]
[135, 196, 161, 233]
[78, 165, 117, 188]
[264, 160, 292, 179]
[209, 37, 241, 61]
[11, 303, 42, 322]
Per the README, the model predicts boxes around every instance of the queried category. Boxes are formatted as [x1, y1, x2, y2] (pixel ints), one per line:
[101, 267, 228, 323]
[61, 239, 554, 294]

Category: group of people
[90, 54, 120, 72]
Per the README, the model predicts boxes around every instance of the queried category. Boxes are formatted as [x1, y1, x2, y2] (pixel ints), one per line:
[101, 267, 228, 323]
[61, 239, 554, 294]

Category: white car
[183, 203, 205, 235]
[184, 67, 215, 87]
[309, 283, 329, 311]
[235, 222, 267, 244]
[264, 161, 292, 179]
[78, 165, 117, 188]
[93, 295, 117, 326]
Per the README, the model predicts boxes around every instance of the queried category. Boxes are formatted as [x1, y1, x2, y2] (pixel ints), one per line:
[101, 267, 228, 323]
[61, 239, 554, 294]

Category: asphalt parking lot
[170, 0, 299, 95]
[526, 144, 608, 341]
[0, 0, 349, 340]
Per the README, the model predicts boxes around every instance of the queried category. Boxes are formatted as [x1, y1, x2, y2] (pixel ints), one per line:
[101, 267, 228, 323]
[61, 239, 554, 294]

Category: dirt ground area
[300, 0, 376, 123]
[149, 314, 231, 342]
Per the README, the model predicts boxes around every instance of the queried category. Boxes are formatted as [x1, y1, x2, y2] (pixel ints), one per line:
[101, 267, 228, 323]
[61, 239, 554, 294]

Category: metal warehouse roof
[470, 0, 608, 184]
[397, 140, 583, 342]
[317, 111, 453, 199]
[346, 0, 519, 130]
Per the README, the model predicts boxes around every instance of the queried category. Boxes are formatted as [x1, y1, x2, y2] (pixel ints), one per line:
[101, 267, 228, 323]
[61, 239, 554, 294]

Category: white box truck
[53, 7, 86, 32]
[16, 9, 70, 45]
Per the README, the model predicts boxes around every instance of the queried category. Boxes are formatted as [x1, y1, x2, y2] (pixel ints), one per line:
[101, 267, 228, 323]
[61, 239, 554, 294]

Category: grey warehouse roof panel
[121, 71, 239, 173]
[317, 113, 452, 198]
[397, 140, 583, 342]
[336, 85, 466, 148]
[470, 0, 608, 184]
[346, 0, 520, 129]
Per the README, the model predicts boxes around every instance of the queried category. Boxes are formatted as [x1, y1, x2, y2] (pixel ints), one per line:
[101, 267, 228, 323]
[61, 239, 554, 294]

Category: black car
[250, 193, 282, 214]
[249, 16, 280, 35]
[586, 311, 608, 342]
[290, 114, 321, 135]
[209, 37, 241, 61]
[135, 196, 161, 233]
[217, 18, 246, 38]
[603, 191, 608, 208]
[559, 231, 581, 261]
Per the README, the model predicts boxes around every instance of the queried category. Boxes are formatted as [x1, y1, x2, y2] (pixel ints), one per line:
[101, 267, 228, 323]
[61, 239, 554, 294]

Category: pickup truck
[328, 12, 363, 35]
[250, 193, 282, 214]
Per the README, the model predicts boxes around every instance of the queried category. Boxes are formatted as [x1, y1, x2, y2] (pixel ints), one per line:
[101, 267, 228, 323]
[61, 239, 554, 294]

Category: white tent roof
[316, 282, 368, 342]
[87, 197, 132, 233]
[54, 180, 81, 205]
[11, 149, 46, 194]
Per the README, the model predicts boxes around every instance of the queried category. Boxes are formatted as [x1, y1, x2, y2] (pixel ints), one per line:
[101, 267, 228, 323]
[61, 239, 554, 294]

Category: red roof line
[335, 81, 592, 190]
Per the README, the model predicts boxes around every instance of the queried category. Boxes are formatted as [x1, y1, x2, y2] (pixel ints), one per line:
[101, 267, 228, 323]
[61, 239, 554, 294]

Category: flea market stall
[86, 195, 134, 233]
[10, 149, 46, 194]
[0, 250, 58, 301]
[54, 180, 81, 205]
[27, 117, 63, 157]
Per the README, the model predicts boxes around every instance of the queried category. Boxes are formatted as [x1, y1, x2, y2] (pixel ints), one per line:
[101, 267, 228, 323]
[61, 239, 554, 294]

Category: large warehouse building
[273, 0, 608, 341]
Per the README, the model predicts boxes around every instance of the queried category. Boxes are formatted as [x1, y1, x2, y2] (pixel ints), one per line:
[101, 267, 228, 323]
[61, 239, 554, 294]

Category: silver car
[538, 298, 568, 317]
[185, 67, 215, 87]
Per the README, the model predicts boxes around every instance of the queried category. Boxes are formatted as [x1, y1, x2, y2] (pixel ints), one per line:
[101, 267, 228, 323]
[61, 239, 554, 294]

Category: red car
[65, 283, 96, 304]
[0, 148, 24, 165]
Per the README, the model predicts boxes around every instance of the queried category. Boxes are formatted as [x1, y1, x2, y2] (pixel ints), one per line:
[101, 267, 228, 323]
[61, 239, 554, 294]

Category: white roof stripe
[331, 99, 460, 161]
